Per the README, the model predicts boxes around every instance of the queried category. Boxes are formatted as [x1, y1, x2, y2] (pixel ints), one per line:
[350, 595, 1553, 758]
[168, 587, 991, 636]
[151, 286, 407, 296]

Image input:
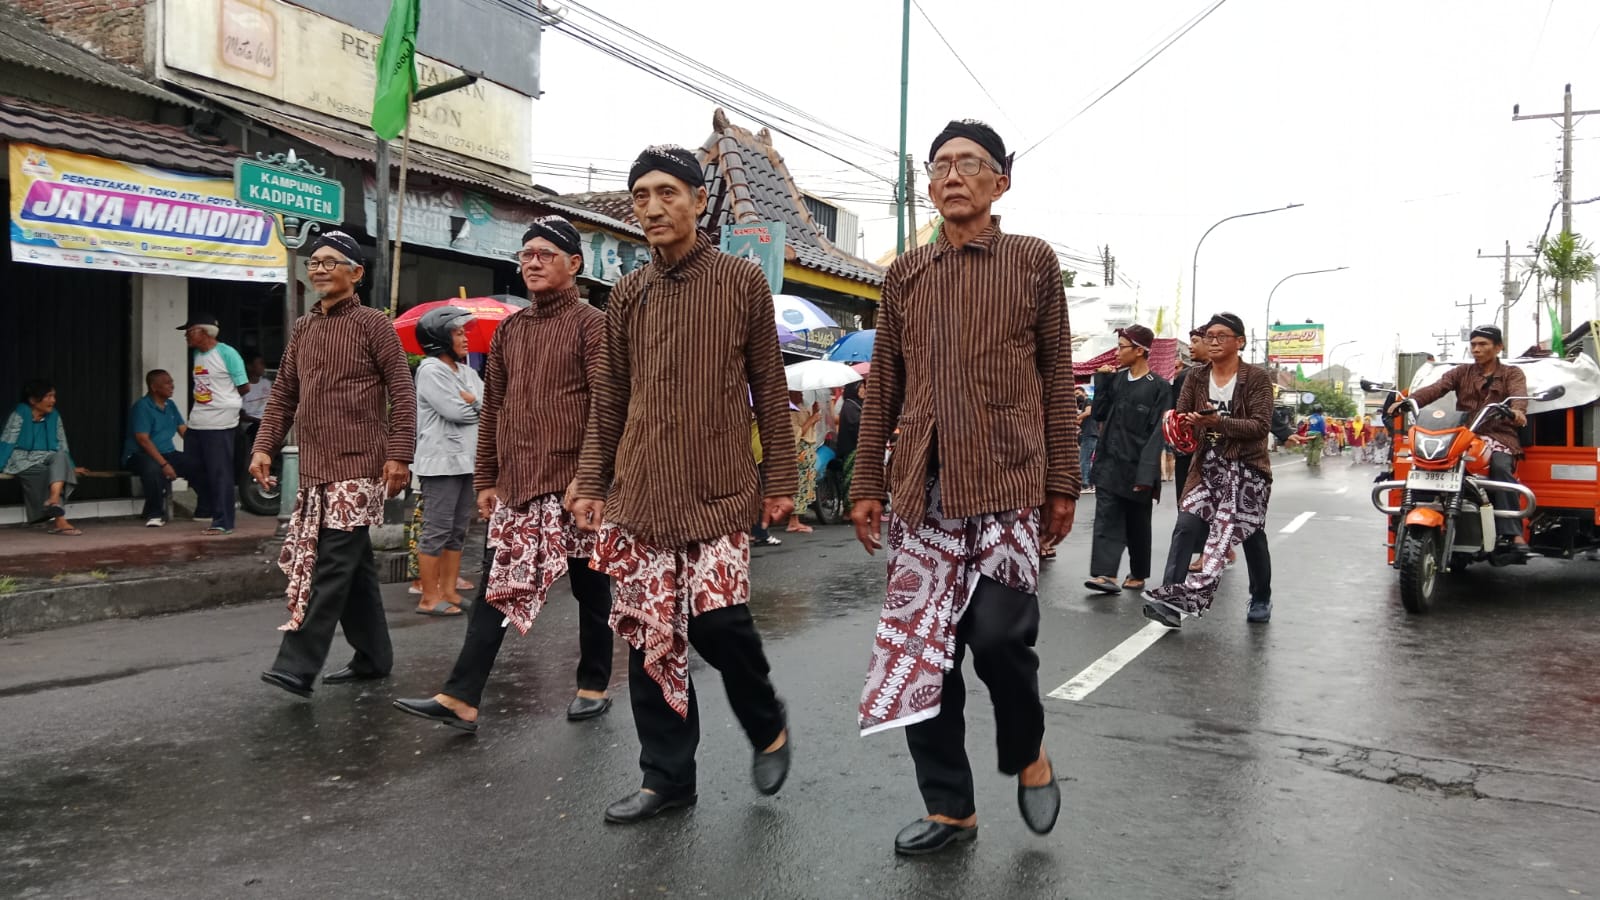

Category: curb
[0, 548, 414, 638]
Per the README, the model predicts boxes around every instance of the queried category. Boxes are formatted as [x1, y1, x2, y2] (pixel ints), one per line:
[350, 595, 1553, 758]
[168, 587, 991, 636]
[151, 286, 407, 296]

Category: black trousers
[1159, 512, 1273, 604]
[1089, 491, 1155, 579]
[906, 576, 1044, 820]
[441, 544, 615, 707]
[629, 604, 786, 797]
[1173, 453, 1192, 498]
[1489, 451, 1523, 538]
[188, 428, 236, 530]
[125, 450, 199, 521]
[272, 526, 393, 680]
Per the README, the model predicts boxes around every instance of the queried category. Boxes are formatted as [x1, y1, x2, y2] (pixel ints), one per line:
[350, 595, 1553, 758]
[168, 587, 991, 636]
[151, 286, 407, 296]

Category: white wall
[131, 274, 190, 455]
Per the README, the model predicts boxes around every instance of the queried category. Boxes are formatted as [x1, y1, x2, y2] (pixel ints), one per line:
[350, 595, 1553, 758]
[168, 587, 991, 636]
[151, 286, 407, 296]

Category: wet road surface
[2, 457, 1597, 899]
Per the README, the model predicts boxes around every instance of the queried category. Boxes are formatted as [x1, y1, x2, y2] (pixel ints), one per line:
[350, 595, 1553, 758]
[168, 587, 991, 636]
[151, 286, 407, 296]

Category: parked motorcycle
[1369, 385, 1561, 612]
[235, 420, 282, 516]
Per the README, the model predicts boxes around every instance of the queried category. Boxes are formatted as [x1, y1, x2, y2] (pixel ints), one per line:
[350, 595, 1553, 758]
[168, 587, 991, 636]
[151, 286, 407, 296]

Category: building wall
[12, 0, 150, 69]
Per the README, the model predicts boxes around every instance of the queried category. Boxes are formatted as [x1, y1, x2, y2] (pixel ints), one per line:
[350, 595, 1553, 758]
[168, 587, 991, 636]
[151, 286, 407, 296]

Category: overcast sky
[526, 0, 1600, 381]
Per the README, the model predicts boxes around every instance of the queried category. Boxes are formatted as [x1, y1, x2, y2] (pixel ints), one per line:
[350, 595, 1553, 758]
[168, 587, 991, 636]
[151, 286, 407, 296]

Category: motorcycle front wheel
[1397, 526, 1440, 614]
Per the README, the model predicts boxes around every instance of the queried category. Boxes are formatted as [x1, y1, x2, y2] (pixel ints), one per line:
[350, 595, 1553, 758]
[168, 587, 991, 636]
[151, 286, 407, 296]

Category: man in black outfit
[1083, 325, 1170, 594]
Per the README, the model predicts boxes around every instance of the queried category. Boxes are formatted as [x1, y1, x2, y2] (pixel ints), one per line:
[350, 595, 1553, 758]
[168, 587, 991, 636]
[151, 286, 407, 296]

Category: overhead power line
[911, 0, 1024, 139]
[1019, 0, 1231, 159]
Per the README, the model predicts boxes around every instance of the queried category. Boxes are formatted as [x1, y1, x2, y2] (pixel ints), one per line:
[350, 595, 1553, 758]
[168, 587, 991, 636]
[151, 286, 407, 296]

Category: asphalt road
[2, 454, 1597, 899]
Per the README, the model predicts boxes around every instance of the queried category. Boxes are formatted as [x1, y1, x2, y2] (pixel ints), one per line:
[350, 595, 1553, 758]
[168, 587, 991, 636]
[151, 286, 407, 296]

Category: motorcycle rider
[1388, 324, 1531, 555]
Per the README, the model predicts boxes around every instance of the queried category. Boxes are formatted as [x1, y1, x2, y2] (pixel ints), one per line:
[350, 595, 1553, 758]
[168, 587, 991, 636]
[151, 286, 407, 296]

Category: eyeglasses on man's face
[1202, 331, 1241, 343]
[513, 248, 562, 266]
[1116, 342, 1136, 352]
[306, 257, 353, 272]
[924, 157, 1001, 180]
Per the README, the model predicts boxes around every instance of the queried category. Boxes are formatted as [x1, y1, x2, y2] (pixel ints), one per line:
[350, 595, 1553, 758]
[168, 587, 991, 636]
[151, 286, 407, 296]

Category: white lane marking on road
[1281, 511, 1316, 534]
[1048, 622, 1173, 702]
[1335, 486, 1349, 495]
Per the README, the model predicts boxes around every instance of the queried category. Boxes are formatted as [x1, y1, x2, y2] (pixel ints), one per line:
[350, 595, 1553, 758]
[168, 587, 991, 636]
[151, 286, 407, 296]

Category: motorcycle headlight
[1413, 435, 1452, 461]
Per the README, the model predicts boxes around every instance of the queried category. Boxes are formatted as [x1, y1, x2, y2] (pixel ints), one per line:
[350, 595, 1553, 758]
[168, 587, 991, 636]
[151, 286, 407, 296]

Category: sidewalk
[0, 514, 287, 637]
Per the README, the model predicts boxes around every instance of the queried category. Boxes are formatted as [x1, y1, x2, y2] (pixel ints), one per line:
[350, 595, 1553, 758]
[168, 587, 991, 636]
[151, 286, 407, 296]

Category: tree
[1061, 269, 1077, 289]
[1299, 379, 1356, 417]
[1527, 230, 1598, 337]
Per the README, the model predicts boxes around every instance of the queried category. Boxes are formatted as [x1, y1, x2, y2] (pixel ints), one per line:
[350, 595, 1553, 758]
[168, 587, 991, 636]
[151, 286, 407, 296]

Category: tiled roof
[697, 109, 884, 288]
[0, 4, 201, 109]
[557, 191, 638, 228]
[0, 94, 238, 176]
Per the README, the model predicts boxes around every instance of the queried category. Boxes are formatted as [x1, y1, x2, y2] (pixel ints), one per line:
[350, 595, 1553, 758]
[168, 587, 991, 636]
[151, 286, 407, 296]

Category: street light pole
[1326, 340, 1357, 387]
[1263, 266, 1349, 363]
[1190, 203, 1303, 333]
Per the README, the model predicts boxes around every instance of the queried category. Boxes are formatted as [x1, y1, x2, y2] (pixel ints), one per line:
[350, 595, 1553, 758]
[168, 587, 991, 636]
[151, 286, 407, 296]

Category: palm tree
[1528, 231, 1598, 336]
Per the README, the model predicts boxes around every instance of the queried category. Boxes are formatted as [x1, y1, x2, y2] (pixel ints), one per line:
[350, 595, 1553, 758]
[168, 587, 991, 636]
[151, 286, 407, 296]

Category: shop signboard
[719, 222, 787, 295]
[8, 143, 287, 282]
[1268, 323, 1326, 364]
[234, 158, 344, 222]
[577, 227, 653, 285]
[363, 177, 531, 263]
[163, 0, 534, 173]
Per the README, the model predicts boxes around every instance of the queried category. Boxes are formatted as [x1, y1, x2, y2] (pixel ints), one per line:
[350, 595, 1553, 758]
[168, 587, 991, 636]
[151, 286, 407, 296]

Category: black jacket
[1090, 368, 1172, 499]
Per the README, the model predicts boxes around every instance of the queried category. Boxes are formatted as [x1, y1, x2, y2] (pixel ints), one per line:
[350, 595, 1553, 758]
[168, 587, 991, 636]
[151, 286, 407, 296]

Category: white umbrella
[785, 359, 863, 392]
[773, 294, 838, 333]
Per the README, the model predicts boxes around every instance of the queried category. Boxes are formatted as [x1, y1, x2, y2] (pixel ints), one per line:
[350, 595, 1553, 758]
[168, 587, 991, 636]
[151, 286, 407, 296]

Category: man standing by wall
[250, 232, 416, 698]
[851, 120, 1078, 856]
[571, 146, 796, 825]
[1082, 325, 1170, 595]
[180, 312, 249, 535]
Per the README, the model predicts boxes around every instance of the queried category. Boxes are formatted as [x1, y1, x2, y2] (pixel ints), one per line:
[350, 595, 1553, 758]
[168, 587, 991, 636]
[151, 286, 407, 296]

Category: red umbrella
[393, 297, 527, 354]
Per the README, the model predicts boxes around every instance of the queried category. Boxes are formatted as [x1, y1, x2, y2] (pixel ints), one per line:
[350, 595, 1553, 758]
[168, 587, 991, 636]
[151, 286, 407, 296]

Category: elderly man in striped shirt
[393, 215, 616, 732]
[851, 120, 1080, 856]
[250, 232, 415, 699]
[571, 145, 797, 825]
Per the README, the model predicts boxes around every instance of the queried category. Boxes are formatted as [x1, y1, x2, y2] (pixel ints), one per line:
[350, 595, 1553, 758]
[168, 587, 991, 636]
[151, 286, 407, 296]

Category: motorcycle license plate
[1406, 469, 1461, 492]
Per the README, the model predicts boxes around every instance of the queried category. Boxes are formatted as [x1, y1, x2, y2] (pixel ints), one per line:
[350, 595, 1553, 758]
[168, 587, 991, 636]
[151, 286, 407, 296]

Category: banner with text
[363, 177, 538, 263]
[1267, 322, 1326, 364]
[720, 222, 787, 295]
[9, 144, 287, 282]
[576, 227, 652, 285]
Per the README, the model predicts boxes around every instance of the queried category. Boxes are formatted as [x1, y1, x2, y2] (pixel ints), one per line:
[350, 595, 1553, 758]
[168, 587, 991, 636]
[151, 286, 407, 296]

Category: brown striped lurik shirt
[475, 287, 606, 506]
[252, 294, 417, 485]
[573, 232, 799, 546]
[851, 218, 1081, 524]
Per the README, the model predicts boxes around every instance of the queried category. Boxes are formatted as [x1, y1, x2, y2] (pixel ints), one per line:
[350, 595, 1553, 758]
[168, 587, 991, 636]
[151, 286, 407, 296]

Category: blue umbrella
[824, 329, 876, 363]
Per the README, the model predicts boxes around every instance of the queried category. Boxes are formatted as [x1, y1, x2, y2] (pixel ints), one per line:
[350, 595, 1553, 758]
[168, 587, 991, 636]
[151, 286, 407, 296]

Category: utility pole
[1478, 240, 1535, 354]
[1512, 84, 1600, 333]
[904, 155, 918, 245]
[1100, 245, 1115, 287]
[1432, 331, 1457, 359]
[895, 0, 910, 256]
[1454, 294, 1485, 330]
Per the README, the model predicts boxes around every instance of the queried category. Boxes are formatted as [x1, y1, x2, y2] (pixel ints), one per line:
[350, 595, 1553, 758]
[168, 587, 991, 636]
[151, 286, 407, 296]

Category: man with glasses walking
[1143, 312, 1275, 628]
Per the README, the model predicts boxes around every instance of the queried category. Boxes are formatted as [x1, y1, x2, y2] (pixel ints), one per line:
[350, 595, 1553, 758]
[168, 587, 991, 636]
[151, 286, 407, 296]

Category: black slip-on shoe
[752, 734, 792, 796]
[1141, 598, 1183, 629]
[323, 666, 389, 684]
[1018, 763, 1062, 835]
[603, 790, 696, 824]
[566, 695, 612, 721]
[894, 819, 977, 856]
[261, 669, 313, 698]
[392, 698, 478, 733]
[1246, 598, 1273, 623]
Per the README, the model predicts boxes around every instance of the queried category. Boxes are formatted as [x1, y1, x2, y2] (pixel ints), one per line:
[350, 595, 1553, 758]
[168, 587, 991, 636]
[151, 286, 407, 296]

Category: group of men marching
[246, 120, 1277, 856]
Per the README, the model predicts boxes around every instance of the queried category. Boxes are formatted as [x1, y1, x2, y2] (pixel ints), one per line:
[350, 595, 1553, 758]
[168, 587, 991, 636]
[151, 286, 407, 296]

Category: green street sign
[234, 158, 344, 223]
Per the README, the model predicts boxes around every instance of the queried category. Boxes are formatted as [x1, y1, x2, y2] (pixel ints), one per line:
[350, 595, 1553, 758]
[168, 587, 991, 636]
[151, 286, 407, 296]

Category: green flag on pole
[1549, 301, 1566, 356]
[371, 0, 419, 140]
[1295, 363, 1306, 381]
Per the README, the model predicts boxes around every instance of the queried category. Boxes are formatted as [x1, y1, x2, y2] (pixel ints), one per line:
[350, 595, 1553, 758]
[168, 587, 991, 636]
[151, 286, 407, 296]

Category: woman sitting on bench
[0, 378, 89, 535]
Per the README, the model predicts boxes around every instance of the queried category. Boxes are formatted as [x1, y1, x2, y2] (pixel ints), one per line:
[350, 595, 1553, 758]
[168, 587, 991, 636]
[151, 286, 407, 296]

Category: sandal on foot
[1121, 578, 1146, 591]
[415, 603, 462, 617]
[47, 526, 83, 536]
[1083, 576, 1120, 594]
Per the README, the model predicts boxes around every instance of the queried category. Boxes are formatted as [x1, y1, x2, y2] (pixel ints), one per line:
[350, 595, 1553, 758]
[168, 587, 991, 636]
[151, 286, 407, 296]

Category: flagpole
[387, 89, 413, 319]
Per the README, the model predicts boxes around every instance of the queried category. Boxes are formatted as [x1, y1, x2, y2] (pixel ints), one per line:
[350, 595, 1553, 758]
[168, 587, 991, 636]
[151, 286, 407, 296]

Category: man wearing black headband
[850, 119, 1078, 855]
[1083, 324, 1171, 595]
[1390, 324, 1530, 552]
[251, 231, 416, 698]
[394, 215, 617, 734]
[572, 144, 797, 824]
[1143, 312, 1276, 628]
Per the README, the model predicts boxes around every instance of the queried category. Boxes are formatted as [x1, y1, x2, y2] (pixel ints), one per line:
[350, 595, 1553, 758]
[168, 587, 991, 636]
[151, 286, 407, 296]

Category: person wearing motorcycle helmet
[411, 306, 483, 617]
[395, 214, 617, 735]
[1143, 311, 1276, 628]
[1389, 324, 1530, 553]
